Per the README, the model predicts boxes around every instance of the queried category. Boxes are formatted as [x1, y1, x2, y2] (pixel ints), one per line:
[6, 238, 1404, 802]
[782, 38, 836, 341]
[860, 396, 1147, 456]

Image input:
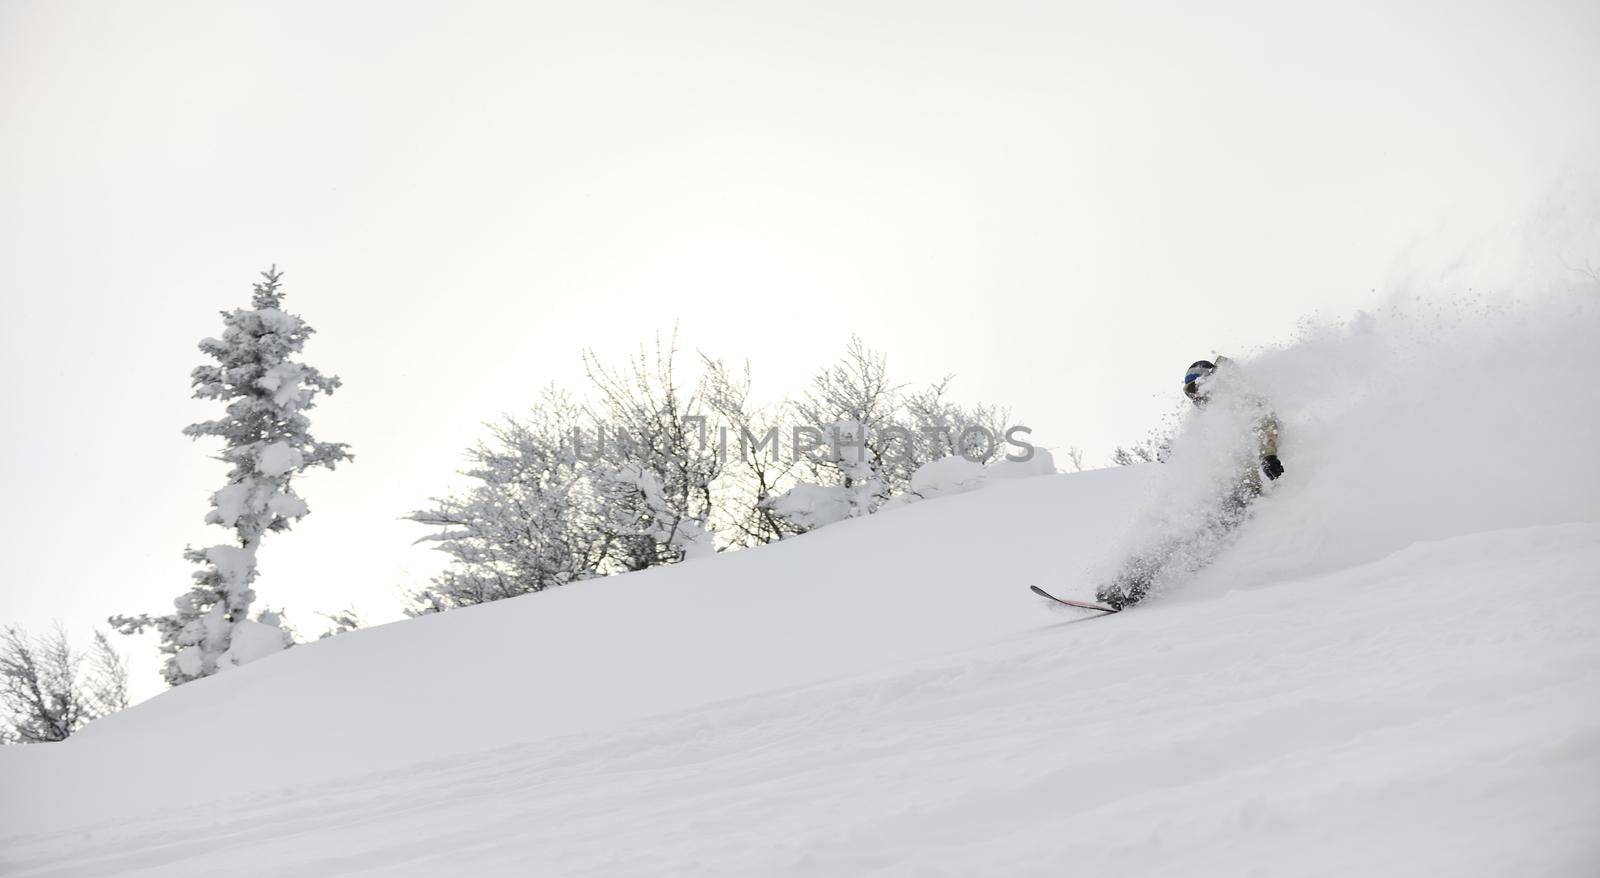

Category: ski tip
[1029, 584, 1120, 613]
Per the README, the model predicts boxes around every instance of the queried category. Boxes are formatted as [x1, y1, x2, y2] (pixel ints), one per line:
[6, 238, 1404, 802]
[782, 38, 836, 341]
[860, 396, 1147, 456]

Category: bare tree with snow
[582, 334, 722, 567]
[1, 626, 128, 744]
[111, 267, 351, 685]
[411, 334, 1026, 609]
[770, 337, 903, 529]
[1111, 423, 1177, 467]
[768, 336, 1011, 532]
[900, 377, 1012, 479]
[406, 390, 613, 613]
[700, 355, 803, 546]
[315, 607, 367, 639]
[409, 339, 733, 612]
[1066, 446, 1086, 472]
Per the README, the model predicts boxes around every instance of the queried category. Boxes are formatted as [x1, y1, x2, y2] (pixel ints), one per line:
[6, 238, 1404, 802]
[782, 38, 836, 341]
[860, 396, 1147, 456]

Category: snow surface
[2, 297, 1597, 875]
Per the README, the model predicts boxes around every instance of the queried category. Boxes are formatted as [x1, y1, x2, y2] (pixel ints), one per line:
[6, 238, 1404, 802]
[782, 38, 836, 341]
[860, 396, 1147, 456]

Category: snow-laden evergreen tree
[111, 267, 351, 685]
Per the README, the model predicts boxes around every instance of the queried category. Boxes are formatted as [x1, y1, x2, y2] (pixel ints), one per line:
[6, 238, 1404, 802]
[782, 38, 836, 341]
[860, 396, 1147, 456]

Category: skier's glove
[1261, 454, 1285, 480]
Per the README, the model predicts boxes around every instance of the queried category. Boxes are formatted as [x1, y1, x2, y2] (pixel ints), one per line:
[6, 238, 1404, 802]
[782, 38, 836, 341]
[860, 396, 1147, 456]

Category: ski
[1029, 585, 1120, 613]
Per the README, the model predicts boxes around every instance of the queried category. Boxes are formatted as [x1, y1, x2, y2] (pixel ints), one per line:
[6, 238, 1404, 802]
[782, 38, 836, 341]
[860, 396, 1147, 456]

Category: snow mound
[761, 481, 859, 529]
[883, 448, 1057, 511]
[219, 618, 290, 669]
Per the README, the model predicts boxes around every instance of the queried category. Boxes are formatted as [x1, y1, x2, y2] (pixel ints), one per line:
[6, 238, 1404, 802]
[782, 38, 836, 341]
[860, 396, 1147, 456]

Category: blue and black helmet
[1183, 360, 1216, 402]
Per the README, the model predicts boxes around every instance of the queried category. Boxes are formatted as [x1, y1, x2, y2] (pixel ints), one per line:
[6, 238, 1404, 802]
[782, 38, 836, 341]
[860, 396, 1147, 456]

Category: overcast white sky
[2, 0, 1597, 698]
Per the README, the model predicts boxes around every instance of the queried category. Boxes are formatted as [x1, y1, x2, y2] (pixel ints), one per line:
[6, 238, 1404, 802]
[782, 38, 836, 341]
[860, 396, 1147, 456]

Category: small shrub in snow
[315, 607, 366, 639]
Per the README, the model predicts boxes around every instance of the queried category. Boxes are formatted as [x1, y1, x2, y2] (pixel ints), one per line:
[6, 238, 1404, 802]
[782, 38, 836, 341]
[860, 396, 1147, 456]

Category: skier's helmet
[1183, 360, 1217, 404]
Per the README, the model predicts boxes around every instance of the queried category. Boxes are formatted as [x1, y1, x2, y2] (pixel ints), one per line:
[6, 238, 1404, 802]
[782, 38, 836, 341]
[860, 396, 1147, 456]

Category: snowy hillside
[3, 296, 1598, 876]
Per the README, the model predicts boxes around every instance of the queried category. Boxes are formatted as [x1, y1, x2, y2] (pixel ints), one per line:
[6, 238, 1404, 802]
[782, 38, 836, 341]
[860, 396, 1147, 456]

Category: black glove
[1261, 454, 1284, 481]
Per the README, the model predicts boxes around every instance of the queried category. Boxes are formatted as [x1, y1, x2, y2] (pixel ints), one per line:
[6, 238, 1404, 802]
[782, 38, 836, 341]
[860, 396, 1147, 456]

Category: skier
[1094, 356, 1284, 609]
[1182, 356, 1284, 489]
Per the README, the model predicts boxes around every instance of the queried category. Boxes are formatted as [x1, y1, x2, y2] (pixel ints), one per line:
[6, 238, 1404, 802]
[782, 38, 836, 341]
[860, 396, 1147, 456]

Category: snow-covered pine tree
[111, 267, 351, 685]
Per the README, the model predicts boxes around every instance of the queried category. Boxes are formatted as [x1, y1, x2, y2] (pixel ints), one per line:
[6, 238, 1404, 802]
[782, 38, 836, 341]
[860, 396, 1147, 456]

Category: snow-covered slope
[3, 296, 1598, 876]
